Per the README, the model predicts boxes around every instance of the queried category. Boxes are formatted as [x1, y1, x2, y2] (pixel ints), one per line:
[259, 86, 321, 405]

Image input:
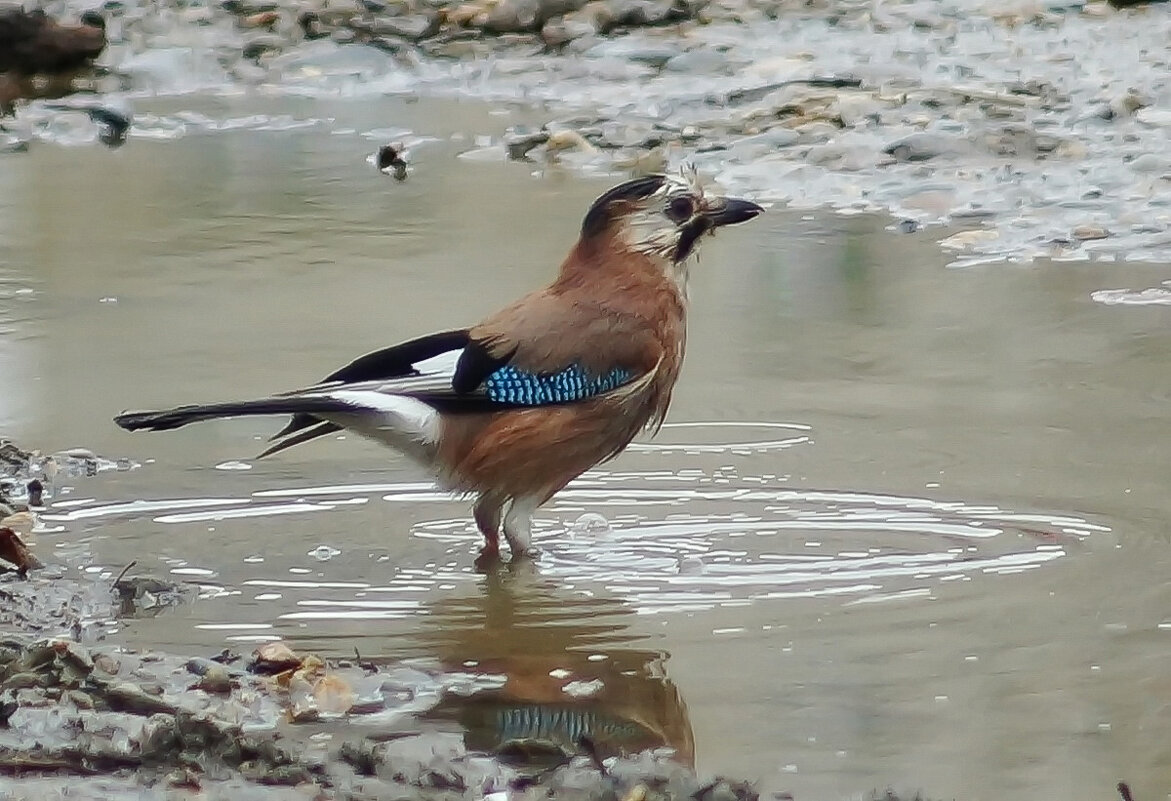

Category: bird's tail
[114, 390, 441, 463]
[114, 397, 352, 432]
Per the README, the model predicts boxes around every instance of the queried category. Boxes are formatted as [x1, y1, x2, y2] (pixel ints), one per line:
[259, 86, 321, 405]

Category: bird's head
[578, 170, 764, 278]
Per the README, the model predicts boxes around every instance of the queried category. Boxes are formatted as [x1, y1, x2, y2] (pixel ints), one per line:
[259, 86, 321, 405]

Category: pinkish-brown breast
[438, 236, 688, 502]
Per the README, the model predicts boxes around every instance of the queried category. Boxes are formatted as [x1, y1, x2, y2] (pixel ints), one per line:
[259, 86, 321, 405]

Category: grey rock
[583, 39, 676, 67]
[505, 127, 550, 159]
[368, 12, 439, 39]
[1072, 223, 1110, 241]
[540, 16, 598, 47]
[602, 0, 677, 27]
[883, 132, 967, 162]
[475, 0, 588, 32]
[241, 34, 284, 60]
[220, 0, 279, 14]
[664, 47, 727, 73]
[736, 127, 799, 150]
[477, 0, 541, 31]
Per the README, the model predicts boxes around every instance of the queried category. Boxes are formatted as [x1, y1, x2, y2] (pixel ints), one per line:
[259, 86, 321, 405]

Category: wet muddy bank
[0, 439, 735, 801]
[0, 436, 949, 801]
[0, 617, 758, 801]
[0, 541, 762, 801]
[0, 439, 755, 801]
[7, 0, 1171, 267]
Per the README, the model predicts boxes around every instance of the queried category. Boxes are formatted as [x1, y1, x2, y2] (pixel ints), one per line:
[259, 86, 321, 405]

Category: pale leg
[473, 496, 504, 568]
[502, 497, 540, 557]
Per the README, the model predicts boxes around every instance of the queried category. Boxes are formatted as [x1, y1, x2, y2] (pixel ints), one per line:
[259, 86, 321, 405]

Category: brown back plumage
[439, 224, 688, 503]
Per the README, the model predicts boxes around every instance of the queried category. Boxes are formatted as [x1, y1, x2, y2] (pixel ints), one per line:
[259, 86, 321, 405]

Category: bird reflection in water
[411, 561, 694, 767]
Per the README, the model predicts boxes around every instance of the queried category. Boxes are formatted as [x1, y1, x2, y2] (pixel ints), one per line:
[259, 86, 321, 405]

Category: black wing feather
[321, 329, 470, 385]
[452, 340, 516, 395]
[271, 329, 472, 441]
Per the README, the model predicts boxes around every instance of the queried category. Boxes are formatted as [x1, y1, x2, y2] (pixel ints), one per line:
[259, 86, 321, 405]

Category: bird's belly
[436, 401, 646, 501]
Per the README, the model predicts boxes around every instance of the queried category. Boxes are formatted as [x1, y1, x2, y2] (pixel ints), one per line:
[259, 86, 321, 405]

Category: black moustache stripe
[674, 218, 710, 263]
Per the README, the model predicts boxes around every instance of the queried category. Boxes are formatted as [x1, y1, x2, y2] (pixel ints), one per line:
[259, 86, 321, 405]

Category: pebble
[883, 132, 967, 162]
[1072, 223, 1110, 241]
[939, 229, 999, 250]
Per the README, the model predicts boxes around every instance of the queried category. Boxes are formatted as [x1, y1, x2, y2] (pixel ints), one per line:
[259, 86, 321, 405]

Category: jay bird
[114, 172, 763, 562]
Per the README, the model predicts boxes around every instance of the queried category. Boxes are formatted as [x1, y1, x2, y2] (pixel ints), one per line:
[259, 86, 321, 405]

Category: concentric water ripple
[414, 478, 1109, 614]
[48, 422, 1109, 625]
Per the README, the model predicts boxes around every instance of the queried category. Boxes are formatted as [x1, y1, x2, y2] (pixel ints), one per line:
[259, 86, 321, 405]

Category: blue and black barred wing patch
[483, 364, 633, 405]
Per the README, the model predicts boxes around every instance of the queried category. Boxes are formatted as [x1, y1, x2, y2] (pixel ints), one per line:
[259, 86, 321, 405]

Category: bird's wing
[264, 305, 656, 451]
[118, 302, 664, 459]
[269, 329, 472, 443]
[456, 288, 664, 404]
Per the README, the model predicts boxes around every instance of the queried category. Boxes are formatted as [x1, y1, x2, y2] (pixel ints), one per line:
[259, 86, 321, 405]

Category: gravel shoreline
[7, 0, 1171, 270]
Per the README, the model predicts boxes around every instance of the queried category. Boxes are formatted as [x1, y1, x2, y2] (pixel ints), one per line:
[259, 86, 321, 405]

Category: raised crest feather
[579, 174, 668, 239]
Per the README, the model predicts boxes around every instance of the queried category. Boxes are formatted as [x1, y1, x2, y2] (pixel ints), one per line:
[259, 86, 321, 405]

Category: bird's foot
[508, 545, 542, 562]
[474, 543, 502, 572]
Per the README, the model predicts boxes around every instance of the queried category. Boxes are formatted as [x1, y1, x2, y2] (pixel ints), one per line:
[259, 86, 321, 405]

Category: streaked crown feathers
[579, 168, 739, 266]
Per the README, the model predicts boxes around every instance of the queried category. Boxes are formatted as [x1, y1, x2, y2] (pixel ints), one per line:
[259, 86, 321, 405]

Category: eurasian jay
[114, 171, 763, 562]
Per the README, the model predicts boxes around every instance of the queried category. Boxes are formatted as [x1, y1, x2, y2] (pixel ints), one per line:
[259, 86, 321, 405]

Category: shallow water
[4, 95, 1171, 800]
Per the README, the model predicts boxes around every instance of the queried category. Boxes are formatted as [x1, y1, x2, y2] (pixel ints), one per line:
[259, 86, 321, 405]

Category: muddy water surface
[3, 95, 1171, 801]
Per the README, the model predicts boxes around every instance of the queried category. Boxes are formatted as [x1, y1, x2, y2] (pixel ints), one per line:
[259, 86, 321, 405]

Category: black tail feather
[114, 397, 355, 433]
[255, 420, 343, 459]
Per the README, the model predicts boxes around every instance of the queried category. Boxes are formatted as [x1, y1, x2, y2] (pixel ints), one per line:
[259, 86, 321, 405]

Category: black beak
[706, 197, 765, 228]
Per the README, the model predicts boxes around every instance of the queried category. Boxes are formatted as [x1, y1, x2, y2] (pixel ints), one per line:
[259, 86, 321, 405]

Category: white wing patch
[323, 390, 441, 446]
[411, 348, 463, 377]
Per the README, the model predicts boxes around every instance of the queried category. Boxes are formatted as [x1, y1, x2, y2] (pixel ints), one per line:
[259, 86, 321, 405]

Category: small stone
[312, 673, 356, 714]
[242, 34, 284, 60]
[479, 0, 542, 32]
[103, 681, 178, 715]
[883, 132, 965, 162]
[92, 653, 121, 675]
[239, 10, 280, 28]
[192, 666, 233, 695]
[540, 17, 597, 47]
[665, 48, 728, 74]
[66, 689, 95, 709]
[1072, 224, 1110, 241]
[2, 672, 45, 690]
[369, 12, 439, 39]
[545, 128, 596, 154]
[504, 128, 549, 160]
[939, 229, 999, 250]
[250, 641, 303, 674]
[584, 39, 675, 67]
[166, 769, 202, 789]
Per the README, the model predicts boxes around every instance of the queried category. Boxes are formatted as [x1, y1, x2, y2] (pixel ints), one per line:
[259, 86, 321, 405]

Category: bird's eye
[666, 195, 695, 223]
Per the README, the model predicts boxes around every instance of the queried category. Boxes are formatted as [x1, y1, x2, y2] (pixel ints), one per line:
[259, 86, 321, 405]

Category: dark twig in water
[354, 646, 377, 672]
[1118, 782, 1135, 801]
[576, 735, 607, 775]
[722, 76, 864, 105]
[112, 560, 137, 587]
[0, 751, 105, 776]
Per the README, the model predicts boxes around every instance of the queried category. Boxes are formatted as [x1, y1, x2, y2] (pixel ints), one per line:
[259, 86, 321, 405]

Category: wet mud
[0, 440, 766, 801]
